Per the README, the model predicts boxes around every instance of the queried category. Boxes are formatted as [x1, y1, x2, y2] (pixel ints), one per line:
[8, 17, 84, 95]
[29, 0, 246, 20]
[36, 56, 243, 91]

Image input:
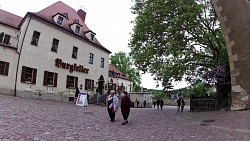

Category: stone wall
[212, 0, 250, 110]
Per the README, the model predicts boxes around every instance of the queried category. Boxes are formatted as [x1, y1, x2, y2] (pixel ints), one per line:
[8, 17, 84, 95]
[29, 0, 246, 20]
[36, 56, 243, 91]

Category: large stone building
[0, 1, 113, 102]
[212, 0, 250, 110]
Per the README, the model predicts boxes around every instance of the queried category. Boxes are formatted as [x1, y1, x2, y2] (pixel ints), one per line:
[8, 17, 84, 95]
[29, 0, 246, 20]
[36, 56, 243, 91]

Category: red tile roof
[33, 1, 111, 53]
[0, 9, 22, 29]
[109, 64, 131, 81]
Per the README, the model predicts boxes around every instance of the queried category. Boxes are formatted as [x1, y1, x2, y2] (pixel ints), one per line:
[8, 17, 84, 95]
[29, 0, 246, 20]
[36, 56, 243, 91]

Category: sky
[0, 0, 187, 89]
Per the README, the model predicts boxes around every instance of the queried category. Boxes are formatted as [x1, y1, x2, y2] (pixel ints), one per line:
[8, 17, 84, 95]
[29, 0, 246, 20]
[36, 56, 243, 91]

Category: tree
[129, 0, 229, 89]
[110, 51, 142, 92]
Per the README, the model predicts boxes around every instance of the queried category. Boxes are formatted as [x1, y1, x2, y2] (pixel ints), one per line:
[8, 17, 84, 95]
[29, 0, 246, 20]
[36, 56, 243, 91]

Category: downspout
[14, 17, 32, 97]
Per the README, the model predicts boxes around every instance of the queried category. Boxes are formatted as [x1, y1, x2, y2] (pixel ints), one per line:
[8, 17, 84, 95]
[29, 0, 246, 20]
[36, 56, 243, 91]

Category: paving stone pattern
[0, 95, 249, 141]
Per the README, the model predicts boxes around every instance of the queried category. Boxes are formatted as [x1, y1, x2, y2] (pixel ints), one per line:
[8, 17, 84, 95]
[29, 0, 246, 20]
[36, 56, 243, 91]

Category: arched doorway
[97, 75, 104, 95]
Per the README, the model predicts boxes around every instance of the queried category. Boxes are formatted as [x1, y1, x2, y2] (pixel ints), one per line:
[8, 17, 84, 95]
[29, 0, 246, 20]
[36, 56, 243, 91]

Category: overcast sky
[1, 0, 187, 89]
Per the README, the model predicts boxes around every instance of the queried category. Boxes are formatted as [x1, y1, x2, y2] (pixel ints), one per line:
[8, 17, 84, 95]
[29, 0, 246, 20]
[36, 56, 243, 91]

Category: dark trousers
[108, 108, 115, 121]
[122, 111, 130, 120]
[181, 106, 184, 112]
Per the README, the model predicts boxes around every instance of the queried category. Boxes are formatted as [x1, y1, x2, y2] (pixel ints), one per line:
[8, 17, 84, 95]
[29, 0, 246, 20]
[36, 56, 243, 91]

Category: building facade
[106, 64, 133, 95]
[0, 1, 112, 102]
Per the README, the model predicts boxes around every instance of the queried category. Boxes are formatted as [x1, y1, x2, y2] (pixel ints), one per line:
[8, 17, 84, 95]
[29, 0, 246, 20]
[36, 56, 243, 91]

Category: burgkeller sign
[55, 58, 89, 73]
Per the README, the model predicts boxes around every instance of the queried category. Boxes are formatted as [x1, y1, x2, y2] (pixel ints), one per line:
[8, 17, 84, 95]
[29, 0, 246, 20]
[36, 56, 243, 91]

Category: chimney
[77, 9, 86, 22]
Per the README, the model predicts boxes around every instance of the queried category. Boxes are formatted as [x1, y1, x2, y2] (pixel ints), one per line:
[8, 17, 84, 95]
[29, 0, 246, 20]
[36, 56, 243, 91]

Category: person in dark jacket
[75, 87, 80, 102]
[156, 98, 160, 109]
[160, 99, 164, 110]
[121, 91, 131, 125]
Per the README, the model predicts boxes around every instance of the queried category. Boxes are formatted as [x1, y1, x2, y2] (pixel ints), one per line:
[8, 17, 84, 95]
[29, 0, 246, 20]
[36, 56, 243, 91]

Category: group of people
[153, 98, 164, 110]
[107, 90, 131, 125]
[153, 96, 185, 112]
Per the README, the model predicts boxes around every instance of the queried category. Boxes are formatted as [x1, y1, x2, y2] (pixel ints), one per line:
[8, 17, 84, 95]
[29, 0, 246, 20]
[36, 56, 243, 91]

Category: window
[51, 38, 59, 52]
[75, 26, 80, 34]
[0, 34, 11, 45]
[89, 53, 94, 64]
[85, 79, 94, 90]
[72, 46, 78, 59]
[0, 61, 9, 76]
[101, 58, 105, 68]
[57, 16, 64, 25]
[66, 75, 78, 88]
[31, 31, 40, 46]
[43, 71, 58, 87]
[21, 66, 37, 84]
[91, 33, 95, 41]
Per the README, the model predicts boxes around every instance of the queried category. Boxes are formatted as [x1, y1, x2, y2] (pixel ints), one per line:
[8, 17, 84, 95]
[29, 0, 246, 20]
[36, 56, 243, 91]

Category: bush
[192, 82, 206, 97]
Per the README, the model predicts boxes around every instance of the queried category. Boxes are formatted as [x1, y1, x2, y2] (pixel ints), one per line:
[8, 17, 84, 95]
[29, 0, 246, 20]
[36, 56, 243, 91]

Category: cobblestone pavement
[0, 95, 249, 141]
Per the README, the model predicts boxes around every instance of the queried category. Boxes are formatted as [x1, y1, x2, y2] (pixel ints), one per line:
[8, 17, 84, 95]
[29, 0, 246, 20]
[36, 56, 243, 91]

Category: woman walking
[107, 90, 119, 122]
[121, 91, 131, 125]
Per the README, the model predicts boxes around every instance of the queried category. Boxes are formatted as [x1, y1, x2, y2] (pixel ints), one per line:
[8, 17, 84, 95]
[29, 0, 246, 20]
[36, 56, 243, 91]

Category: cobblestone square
[0, 95, 249, 141]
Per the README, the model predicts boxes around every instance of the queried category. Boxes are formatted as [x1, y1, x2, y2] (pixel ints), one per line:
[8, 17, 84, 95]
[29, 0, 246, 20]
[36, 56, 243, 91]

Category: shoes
[111, 119, 114, 122]
[122, 120, 128, 125]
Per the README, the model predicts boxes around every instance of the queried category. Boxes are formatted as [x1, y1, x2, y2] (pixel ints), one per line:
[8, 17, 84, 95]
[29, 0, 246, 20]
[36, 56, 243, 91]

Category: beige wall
[14, 17, 109, 98]
[0, 24, 19, 95]
[0, 17, 109, 101]
[130, 92, 153, 107]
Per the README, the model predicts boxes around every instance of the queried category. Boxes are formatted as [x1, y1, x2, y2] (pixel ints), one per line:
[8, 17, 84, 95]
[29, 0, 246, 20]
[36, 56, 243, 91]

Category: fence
[190, 98, 219, 111]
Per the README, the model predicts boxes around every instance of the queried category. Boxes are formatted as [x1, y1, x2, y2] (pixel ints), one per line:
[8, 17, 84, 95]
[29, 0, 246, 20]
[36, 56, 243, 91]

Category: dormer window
[70, 19, 82, 35]
[91, 33, 95, 41]
[84, 30, 96, 42]
[57, 16, 64, 26]
[75, 26, 80, 34]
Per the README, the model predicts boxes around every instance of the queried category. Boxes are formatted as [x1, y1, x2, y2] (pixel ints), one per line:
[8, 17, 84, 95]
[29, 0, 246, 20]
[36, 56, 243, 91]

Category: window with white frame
[21, 66, 37, 84]
[31, 31, 40, 46]
[43, 71, 58, 87]
[51, 38, 59, 52]
[89, 53, 94, 64]
[85, 79, 94, 90]
[0, 34, 10, 45]
[72, 46, 78, 59]
[75, 25, 80, 34]
[57, 16, 64, 25]
[0, 61, 9, 76]
[66, 75, 78, 88]
[101, 58, 104, 68]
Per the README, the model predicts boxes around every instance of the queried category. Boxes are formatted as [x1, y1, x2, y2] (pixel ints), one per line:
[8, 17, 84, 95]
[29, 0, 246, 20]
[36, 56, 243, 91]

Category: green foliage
[192, 82, 206, 97]
[110, 51, 142, 92]
[181, 88, 190, 98]
[149, 89, 165, 99]
[129, 0, 229, 88]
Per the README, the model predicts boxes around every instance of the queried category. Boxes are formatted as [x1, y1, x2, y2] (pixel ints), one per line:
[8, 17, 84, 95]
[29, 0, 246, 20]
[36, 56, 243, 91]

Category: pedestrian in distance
[75, 87, 80, 102]
[160, 99, 164, 110]
[106, 90, 119, 122]
[143, 100, 146, 108]
[137, 100, 140, 107]
[153, 101, 156, 108]
[177, 96, 185, 112]
[156, 98, 160, 109]
[121, 91, 131, 125]
[180, 96, 185, 112]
